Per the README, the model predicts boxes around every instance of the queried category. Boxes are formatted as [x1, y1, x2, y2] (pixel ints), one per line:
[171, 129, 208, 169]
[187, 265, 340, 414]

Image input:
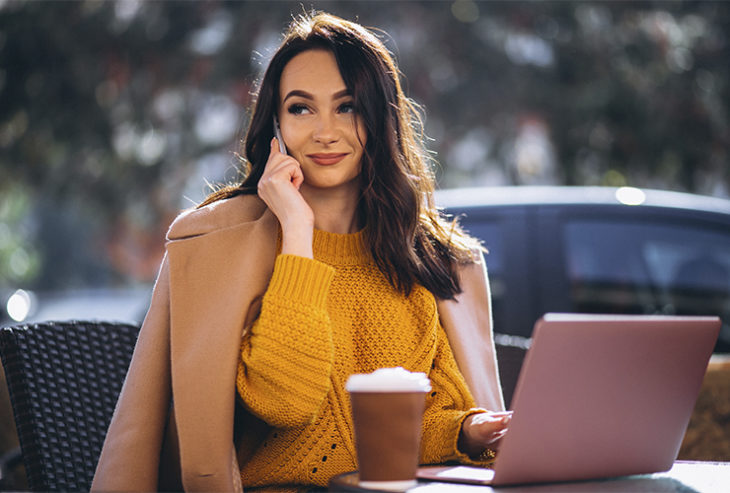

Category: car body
[436, 186, 730, 353]
[4, 185, 729, 354]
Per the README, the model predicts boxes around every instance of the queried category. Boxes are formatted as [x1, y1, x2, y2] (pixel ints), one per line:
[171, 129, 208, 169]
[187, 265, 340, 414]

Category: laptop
[418, 313, 720, 487]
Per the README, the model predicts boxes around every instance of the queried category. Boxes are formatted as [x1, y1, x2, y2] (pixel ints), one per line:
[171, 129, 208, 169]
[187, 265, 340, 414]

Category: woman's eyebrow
[283, 88, 351, 103]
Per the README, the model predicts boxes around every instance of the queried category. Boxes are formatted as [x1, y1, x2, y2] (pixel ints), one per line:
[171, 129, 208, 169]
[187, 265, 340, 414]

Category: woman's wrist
[457, 414, 484, 458]
[458, 428, 495, 461]
[280, 222, 314, 258]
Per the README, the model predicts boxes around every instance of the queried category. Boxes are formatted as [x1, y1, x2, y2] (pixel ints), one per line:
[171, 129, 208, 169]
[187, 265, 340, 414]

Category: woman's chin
[301, 175, 360, 193]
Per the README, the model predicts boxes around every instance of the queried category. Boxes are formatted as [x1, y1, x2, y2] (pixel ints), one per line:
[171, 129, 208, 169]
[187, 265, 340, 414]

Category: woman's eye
[287, 104, 310, 115]
[338, 102, 355, 114]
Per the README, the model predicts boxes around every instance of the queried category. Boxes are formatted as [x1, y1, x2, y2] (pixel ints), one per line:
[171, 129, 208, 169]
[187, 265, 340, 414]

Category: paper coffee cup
[346, 367, 431, 490]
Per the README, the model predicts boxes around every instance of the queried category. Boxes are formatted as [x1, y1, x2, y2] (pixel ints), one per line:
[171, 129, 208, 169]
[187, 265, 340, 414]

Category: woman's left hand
[458, 410, 513, 458]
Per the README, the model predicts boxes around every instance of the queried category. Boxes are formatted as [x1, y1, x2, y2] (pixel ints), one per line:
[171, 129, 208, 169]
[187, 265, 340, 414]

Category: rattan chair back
[0, 320, 139, 491]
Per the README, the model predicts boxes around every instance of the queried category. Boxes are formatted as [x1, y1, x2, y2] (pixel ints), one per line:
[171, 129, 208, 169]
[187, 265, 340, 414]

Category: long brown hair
[201, 12, 481, 299]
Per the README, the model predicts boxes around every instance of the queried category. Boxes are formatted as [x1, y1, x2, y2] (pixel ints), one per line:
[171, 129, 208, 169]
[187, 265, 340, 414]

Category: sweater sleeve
[236, 254, 336, 428]
[419, 322, 496, 467]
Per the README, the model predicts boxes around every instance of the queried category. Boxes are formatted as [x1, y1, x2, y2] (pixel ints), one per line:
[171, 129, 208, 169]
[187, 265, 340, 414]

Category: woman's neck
[301, 185, 361, 235]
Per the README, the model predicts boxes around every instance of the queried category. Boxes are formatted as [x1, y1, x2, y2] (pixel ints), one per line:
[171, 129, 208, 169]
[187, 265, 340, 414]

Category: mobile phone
[273, 115, 287, 154]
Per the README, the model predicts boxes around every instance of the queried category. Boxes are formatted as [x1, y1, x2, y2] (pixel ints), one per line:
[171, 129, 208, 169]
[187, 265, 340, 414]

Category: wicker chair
[0, 320, 139, 491]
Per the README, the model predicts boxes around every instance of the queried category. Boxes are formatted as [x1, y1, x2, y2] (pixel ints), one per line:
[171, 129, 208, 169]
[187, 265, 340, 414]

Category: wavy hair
[201, 12, 481, 299]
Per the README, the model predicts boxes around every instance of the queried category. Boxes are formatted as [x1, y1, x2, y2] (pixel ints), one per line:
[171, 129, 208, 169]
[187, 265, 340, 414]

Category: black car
[437, 186, 730, 354]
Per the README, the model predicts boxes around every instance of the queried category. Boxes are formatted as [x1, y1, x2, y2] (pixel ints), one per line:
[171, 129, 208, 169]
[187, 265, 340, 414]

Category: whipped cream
[346, 367, 431, 392]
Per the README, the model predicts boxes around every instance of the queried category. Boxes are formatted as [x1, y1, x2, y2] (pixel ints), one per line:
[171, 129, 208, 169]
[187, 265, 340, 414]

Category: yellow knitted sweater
[236, 228, 484, 489]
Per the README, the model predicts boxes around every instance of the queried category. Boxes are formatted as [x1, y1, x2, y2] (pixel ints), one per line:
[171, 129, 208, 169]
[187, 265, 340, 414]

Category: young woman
[93, 12, 508, 492]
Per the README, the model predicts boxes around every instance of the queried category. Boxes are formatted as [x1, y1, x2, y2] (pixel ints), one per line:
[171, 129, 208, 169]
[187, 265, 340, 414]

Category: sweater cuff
[267, 254, 335, 308]
[428, 409, 497, 466]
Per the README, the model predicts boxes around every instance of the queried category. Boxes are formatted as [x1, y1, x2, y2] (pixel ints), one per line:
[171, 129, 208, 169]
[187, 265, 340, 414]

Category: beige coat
[91, 194, 504, 492]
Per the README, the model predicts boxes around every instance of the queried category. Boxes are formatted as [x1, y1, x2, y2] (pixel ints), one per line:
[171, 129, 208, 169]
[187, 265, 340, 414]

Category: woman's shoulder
[166, 193, 269, 241]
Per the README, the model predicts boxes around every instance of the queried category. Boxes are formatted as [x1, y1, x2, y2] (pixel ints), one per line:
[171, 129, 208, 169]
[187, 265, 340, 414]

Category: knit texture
[236, 228, 486, 489]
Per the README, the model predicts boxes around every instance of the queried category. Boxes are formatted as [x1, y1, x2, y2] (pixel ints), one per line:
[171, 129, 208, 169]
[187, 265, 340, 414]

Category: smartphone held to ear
[273, 115, 287, 154]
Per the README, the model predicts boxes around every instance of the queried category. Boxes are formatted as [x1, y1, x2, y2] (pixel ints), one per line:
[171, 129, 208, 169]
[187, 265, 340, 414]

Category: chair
[0, 320, 139, 491]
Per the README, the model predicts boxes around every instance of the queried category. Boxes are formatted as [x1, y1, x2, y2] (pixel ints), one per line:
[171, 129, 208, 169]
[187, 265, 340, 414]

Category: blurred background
[1, 0, 728, 318]
[0, 0, 729, 482]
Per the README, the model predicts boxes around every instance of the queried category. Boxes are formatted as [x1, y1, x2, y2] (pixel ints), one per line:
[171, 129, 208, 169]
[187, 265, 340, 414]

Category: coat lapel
[167, 204, 278, 491]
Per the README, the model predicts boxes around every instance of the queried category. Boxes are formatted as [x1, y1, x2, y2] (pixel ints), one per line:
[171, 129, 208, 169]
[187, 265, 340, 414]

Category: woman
[93, 12, 508, 492]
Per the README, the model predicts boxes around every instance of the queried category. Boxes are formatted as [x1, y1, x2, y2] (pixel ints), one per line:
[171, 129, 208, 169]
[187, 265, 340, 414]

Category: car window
[461, 222, 503, 275]
[564, 220, 730, 350]
[453, 205, 535, 338]
[460, 220, 505, 300]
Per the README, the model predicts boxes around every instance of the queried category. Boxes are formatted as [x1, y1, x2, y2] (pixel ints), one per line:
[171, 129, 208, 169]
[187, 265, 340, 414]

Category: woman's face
[278, 49, 367, 194]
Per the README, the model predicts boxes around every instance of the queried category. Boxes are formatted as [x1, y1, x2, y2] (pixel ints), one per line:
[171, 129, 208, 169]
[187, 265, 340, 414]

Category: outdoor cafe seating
[0, 319, 727, 492]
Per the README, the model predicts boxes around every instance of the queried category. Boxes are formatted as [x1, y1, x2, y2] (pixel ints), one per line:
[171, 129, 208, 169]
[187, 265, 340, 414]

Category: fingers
[271, 136, 281, 156]
[261, 138, 303, 191]
[470, 411, 511, 431]
[488, 429, 508, 450]
[463, 411, 512, 453]
[268, 137, 298, 185]
[258, 138, 312, 230]
[488, 411, 513, 420]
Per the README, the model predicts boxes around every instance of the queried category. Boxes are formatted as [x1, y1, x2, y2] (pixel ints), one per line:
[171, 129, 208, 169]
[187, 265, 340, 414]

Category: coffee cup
[346, 367, 431, 490]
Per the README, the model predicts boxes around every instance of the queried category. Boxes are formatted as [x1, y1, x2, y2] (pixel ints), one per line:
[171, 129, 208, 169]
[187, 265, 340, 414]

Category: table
[329, 461, 730, 492]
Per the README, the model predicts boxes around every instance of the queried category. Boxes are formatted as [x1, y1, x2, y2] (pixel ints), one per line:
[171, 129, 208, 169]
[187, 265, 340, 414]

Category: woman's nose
[313, 114, 339, 144]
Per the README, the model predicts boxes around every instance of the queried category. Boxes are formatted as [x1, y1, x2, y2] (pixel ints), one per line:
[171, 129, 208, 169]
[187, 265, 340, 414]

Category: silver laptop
[419, 313, 720, 487]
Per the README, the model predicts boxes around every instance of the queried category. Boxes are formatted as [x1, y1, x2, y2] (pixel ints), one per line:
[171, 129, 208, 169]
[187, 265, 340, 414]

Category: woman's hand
[458, 410, 513, 459]
[257, 137, 314, 257]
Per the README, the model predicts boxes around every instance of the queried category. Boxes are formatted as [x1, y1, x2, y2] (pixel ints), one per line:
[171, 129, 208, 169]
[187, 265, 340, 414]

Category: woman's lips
[307, 153, 348, 166]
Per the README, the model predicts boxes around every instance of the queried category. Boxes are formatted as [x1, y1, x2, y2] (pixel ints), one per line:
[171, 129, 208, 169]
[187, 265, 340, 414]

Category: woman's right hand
[458, 410, 512, 459]
[257, 137, 314, 257]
